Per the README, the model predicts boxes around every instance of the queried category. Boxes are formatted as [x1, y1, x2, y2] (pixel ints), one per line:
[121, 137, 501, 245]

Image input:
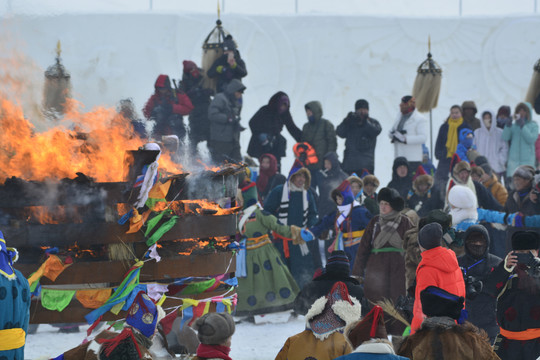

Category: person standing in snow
[462, 100, 482, 130]
[336, 99, 382, 175]
[301, 101, 337, 172]
[143, 74, 194, 141]
[388, 95, 428, 171]
[474, 109, 508, 180]
[312, 152, 349, 218]
[247, 92, 302, 171]
[362, 175, 380, 216]
[207, 79, 246, 163]
[256, 153, 286, 202]
[207, 36, 247, 93]
[387, 156, 413, 199]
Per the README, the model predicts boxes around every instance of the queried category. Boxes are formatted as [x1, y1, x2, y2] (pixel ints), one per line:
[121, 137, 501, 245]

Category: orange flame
[25, 205, 82, 224]
[0, 98, 182, 184]
[151, 199, 239, 215]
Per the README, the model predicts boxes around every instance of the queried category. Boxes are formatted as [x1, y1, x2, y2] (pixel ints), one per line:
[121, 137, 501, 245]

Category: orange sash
[499, 327, 540, 341]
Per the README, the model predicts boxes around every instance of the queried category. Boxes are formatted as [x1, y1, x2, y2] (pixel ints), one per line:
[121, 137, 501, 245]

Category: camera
[462, 272, 483, 300]
[515, 252, 534, 265]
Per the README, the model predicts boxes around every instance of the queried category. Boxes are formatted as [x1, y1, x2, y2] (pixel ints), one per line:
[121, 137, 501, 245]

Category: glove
[290, 225, 303, 245]
[258, 133, 269, 146]
[514, 213, 524, 227]
[301, 229, 314, 242]
[393, 131, 406, 143]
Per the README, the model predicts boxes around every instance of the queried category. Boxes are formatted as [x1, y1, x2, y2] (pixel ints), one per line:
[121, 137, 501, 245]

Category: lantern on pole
[412, 37, 442, 160]
[525, 58, 540, 114]
[43, 40, 71, 118]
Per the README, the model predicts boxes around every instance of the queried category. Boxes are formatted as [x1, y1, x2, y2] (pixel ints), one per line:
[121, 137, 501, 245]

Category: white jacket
[389, 109, 428, 162]
[473, 110, 508, 174]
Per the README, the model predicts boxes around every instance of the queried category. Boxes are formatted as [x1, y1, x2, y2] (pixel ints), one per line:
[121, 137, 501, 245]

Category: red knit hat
[346, 305, 387, 349]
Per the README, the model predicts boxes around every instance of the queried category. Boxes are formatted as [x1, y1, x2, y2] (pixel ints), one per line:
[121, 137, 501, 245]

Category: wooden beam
[5, 214, 238, 248]
[16, 251, 236, 285]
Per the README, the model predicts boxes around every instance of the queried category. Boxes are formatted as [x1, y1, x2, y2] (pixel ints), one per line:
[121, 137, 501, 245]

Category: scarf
[372, 211, 404, 249]
[336, 201, 360, 227]
[256, 155, 278, 194]
[278, 181, 308, 226]
[445, 117, 463, 158]
[397, 111, 413, 132]
[196, 344, 233, 360]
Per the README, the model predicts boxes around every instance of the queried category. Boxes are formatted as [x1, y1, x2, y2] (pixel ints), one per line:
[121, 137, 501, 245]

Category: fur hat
[413, 174, 434, 194]
[377, 187, 404, 212]
[513, 165, 535, 181]
[362, 175, 380, 188]
[420, 286, 466, 323]
[471, 166, 484, 178]
[355, 99, 369, 110]
[418, 222, 443, 250]
[452, 161, 471, 179]
[306, 281, 362, 340]
[193, 312, 235, 345]
[347, 175, 363, 189]
[461, 101, 477, 112]
[511, 231, 540, 251]
[345, 305, 387, 349]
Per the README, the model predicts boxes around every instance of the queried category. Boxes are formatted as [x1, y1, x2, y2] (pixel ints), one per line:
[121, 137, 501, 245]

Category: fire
[196, 159, 222, 172]
[0, 98, 182, 184]
[151, 199, 239, 215]
[24, 205, 82, 224]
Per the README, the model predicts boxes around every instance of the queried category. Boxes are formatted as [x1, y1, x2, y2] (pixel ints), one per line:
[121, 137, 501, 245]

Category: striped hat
[325, 250, 350, 277]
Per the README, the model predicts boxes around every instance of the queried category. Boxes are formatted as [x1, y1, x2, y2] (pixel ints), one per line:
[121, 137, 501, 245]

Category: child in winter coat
[455, 128, 476, 163]
[192, 312, 236, 360]
[275, 282, 361, 360]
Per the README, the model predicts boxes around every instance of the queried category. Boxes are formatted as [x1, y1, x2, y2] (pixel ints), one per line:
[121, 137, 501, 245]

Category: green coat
[502, 102, 538, 177]
[302, 101, 337, 169]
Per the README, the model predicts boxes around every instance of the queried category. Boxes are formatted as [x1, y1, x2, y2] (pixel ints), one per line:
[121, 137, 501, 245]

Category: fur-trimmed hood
[305, 293, 362, 340]
[289, 167, 312, 190]
[413, 174, 434, 194]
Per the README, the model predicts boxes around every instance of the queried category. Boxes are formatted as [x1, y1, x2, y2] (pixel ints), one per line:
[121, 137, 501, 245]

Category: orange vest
[293, 142, 318, 166]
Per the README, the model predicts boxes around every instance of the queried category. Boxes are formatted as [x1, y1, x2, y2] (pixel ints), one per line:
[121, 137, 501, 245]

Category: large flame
[0, 98, 182, 183]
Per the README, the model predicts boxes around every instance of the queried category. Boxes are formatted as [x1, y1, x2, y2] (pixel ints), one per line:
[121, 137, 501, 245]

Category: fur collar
[353, 339, 395, 354]
[305, 295, 362, 340]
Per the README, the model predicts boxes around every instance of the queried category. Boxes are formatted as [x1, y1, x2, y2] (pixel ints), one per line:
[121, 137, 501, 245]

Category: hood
[478, 109, 496, 134]
[305, 101, 323, 122]
[154, 74, 172, 90]
[391, 156, 410, 180]
[413, 174, 434, 194]
[324, 152, 342, 173]
[458, 128, 473, 143]
[225, 79, 246, 97]
[288, 167, 311, 190]
[515, 102, 534, 122]
[452, 161, 471, 181]
[259, 153, 278, 177]
[463, 224, 490, 258]
[267, 91, 289, 113]
[420, 246, 461, 274]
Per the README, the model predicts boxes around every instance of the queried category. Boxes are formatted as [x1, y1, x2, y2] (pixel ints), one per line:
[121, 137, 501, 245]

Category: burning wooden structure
[8, 150, 243, 324]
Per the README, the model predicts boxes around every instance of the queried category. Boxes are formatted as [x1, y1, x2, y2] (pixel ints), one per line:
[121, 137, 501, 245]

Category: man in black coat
[293, 250, 365, 316]
[457, 224, 502, 344]
[247, 91, 302, 170]
[207, 36, 247, 93]
[336, 99, 382, 175]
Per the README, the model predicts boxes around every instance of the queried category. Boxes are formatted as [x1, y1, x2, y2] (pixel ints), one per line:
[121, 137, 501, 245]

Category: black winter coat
[247, 92, 302, 160]
[336, 113, 382, 174]
[435, 120, 471, 161]
[206, 51, 247, 93]
[312, 152, 349, 217]
[457, 225, 502, 343]
[181, 75, 214, 142]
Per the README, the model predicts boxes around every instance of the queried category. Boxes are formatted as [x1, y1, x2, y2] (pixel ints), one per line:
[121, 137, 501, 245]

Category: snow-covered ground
[25, 316, 306, 359]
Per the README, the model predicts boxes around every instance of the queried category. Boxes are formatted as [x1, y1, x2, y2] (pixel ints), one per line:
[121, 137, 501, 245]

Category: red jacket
[143, 74, 193, 119]
[411, 246, 466, 333]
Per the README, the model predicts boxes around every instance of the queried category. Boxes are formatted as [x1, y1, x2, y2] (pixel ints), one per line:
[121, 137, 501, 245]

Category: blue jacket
[455, 128, 475, 163]
[310, 204, 372, 239]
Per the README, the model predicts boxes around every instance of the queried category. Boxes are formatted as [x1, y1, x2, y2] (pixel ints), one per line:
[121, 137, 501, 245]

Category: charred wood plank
[5, 214, 237, 248]
[16, 251, 236, 285]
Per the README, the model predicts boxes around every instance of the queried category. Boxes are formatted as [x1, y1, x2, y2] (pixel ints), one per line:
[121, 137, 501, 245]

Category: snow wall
[1, 13, 540, 185]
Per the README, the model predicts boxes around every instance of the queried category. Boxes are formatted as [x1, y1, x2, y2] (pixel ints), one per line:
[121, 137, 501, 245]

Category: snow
[1, 8, 540, 359]
[25, 317, 306, 359]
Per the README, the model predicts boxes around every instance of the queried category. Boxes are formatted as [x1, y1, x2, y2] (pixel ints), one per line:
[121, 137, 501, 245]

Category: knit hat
[355, 99, 369, 110]
[193, 312, 235, 345]
[336, 179, 354, 205]
[307, 281, 362, 340]
[401, 95, 413, 104]
[362, 175, 380, 188]
[325, 250, 350, 278]
[424, 209, 452, 233]
[511, 231, 540, 251]
[480, 163, 492, 176]
[222, 37, 237, 51]
[345, 305, 387, 349]
[377, 187, 404, 212]
[473, 155, 488, 166]
[461, 101, 477, 112]
[239, 180, 258, 209]
[513, 165, 535, 181]
[448, 185, 477, 210]
[0, 231, 18, 280]
[126, 291, 160, 338]
[418, 222, 443, 250]
[183, 60, 201, 78]
[420, 286, 466, 323]
[497, 105, 511, 118]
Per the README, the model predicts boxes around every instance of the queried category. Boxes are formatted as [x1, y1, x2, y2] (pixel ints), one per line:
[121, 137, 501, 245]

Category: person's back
[411, 223, 466, 333]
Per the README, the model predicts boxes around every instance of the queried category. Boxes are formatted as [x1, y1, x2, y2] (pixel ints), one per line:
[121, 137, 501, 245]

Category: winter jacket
[208, 79, 245, 143]
[482, 173, 508, 206]
[455, 128, 475, 163]
[247, 92, 302, 160]
[502, 102, 539, 177]
[503, 188, 540, 251]
[435, 118, 471, 161]
[474, 110, 508, 174]
[181, 73, 214, 142]
[407, 174, 440, 217]
[398, 317, 501, 360]
[336, 112, 382, 174]
[387, 157, 413, 199]
[206, 51, 247, 93]
[302, 101, 338, 170]
[457, 225, 502, 343]
[312, 152, 349, 217]
[411, 246, 466, 333]
[256, 154, 286, 202]
[275, 330, 352, 360]
[335, 340, 409, 360]
[389, 109, 428, 162]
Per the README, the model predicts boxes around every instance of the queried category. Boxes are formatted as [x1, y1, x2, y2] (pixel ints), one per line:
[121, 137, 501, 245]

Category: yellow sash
[0, 328, 26, 350]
